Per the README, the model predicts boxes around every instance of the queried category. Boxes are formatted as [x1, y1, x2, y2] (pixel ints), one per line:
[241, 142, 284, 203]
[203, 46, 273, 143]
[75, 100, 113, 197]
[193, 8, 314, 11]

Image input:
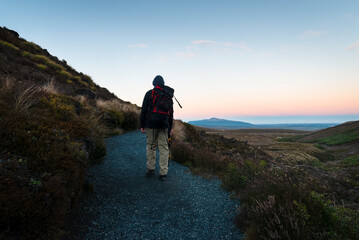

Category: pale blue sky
[1, 0, 359, 123]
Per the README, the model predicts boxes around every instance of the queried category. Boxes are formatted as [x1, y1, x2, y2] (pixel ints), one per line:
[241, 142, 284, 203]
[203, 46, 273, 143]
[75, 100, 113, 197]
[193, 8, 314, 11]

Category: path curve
[64, 131, 243, 239]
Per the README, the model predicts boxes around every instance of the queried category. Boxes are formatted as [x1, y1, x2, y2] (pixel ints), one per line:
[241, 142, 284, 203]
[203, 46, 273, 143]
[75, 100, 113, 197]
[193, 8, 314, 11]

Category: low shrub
[123, 110, 140, 130]
[97, 99, 140, 132]
[170, 141, 193, 165]
[171, 135, 224, 174]
[102, 109, 125, 128]
[222, 163, 248, 191]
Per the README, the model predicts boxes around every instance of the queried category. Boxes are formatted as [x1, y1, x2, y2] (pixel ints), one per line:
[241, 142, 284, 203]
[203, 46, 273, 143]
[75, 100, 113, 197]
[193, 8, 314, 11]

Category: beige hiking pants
[146, 128, 169, 176]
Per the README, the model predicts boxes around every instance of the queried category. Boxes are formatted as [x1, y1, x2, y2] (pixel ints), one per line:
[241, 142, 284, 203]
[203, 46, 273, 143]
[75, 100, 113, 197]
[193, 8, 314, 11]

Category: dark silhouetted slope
[0, 26, 117, 100]
[0, 26, 139, 239]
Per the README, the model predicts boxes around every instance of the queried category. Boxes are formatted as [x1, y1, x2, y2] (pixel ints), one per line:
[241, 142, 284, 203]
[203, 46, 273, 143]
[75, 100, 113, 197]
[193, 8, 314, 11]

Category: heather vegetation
[0, 27, 140, 238]
[171, 120, 359, 239]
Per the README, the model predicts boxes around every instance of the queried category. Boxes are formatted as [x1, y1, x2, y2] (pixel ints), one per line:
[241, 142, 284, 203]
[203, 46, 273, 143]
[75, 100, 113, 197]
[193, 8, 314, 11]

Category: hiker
[140, 75, 174, 181]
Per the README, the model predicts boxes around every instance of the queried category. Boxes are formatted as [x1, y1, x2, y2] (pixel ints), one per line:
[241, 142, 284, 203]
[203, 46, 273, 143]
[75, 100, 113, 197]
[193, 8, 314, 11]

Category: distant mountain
[188, 117, 254, 129]
[188, 117, 338, 130]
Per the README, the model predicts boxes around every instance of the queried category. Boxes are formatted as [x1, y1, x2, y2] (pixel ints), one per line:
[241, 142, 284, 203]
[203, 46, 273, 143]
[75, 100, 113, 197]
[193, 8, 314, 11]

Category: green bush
[222, 163, 248, 191]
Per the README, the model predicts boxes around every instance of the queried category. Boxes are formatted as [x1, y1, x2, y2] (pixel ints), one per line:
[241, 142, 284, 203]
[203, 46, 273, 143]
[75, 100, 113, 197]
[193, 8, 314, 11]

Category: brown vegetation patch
[171, 122, 359, 239]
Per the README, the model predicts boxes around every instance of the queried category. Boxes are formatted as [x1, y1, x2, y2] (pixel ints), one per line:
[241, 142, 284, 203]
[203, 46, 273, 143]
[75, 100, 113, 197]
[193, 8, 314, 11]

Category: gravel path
[64, 131, 243, 239]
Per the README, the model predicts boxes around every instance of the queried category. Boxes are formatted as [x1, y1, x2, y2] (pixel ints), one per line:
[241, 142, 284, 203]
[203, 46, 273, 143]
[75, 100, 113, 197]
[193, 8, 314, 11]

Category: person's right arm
[140, 91, 151, 133]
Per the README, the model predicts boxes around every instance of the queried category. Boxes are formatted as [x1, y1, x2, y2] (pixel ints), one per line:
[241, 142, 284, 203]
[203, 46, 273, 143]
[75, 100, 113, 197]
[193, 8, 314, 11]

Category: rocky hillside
[0, 26, 140, 239]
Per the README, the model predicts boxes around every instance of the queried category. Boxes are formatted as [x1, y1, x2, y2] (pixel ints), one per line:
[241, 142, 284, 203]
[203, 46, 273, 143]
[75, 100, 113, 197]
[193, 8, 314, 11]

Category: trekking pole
[174, 95, 182, 108]
[168, 136, 171, 161]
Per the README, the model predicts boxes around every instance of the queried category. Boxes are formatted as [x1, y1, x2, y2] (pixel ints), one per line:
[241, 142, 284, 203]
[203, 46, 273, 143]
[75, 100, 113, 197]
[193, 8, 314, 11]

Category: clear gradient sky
[1, 0, 359, 123]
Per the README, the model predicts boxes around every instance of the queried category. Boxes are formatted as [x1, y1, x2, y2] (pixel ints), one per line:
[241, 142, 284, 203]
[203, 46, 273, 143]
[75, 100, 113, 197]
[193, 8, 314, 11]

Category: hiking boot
[159, 175, 167, 181]
[146, 169, 155, 177]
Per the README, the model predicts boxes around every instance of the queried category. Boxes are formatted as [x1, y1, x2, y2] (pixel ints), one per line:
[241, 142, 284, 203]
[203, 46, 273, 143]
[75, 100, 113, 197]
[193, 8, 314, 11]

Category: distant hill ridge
[189, 117, 254, 129]
[188, 117, 338, 130]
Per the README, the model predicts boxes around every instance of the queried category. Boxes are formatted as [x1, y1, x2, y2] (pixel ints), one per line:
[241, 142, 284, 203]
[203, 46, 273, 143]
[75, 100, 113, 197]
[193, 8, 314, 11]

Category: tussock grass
[74, 95, 90, 107]
[0, 77, 40, 115]
[41, 78, 59, 94]
[96, 99, 139, 113]
[96, 99, 140, 132]
[172, 120, 187, 142]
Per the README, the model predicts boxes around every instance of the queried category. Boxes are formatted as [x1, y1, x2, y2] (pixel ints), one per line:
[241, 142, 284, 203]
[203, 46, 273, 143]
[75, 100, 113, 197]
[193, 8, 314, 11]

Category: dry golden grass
[96, 99, 140, 114]
[74, 95, 92, 109]
[41, 78, 58, 94]
[172, 120, 187, 141]
[1, 77, 40, 115]
[82, 112, 108, 139]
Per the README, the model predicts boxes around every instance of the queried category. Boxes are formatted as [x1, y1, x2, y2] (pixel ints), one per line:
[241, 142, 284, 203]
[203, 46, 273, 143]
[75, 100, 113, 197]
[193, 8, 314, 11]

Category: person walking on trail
[140, 75, 174, 181]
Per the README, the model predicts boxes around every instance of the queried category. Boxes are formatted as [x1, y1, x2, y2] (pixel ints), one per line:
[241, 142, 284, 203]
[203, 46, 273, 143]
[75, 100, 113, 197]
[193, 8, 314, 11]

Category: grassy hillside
[0, 26, 118, 100]
[171, 120, 359, 240]
[298, 121, 359, 145]
[0, 27, 140, 239]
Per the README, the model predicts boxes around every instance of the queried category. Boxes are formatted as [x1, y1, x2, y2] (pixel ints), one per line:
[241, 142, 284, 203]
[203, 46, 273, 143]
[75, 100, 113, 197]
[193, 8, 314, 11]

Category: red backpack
[149, 85, 174, 125]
